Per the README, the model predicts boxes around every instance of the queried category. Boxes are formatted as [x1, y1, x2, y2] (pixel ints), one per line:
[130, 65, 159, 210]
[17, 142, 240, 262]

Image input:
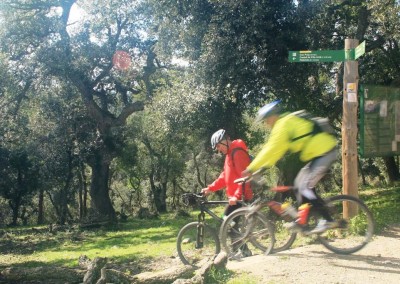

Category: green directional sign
[355, 41, 366, 60]
[289, 41, 366, 62]
[289, 50, 348, 62]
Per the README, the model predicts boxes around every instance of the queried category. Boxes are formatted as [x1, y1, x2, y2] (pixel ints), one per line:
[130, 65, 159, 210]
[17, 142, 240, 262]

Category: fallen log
[0, 266, 85, 283]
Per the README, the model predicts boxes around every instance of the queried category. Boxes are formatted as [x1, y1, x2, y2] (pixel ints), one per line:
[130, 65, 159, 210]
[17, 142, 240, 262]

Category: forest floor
[226, 223, 400, 284]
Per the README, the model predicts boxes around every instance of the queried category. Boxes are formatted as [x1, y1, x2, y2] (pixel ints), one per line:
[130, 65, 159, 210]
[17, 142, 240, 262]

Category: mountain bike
[219, 175, 375, 255]
[177, 192, 274, 267]
[219, 185, 297, 255]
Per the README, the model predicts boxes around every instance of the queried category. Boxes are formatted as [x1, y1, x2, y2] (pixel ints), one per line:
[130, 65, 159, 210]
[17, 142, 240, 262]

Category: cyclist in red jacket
[201, 129, 253, 258]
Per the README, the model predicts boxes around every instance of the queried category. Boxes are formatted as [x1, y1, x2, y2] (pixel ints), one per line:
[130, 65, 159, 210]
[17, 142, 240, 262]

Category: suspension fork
[196, 211, 206, 249]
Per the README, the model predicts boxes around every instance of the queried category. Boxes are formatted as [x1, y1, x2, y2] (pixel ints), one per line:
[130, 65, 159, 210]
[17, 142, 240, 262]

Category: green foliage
[0, 113, 40, 225]
[361, 187, 400, 232]
[348, 213, 369, 235]
[204, 266, 234, 283]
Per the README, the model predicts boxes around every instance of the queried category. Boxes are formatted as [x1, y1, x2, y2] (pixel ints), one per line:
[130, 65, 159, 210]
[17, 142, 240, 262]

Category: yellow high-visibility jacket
[247, 112, 337, 173]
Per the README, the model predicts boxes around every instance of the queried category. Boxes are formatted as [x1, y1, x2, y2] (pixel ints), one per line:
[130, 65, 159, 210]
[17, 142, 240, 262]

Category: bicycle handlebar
[233, 176, 249, 184]
[182, 192, 206, 206]
[233, 168, 266, 184]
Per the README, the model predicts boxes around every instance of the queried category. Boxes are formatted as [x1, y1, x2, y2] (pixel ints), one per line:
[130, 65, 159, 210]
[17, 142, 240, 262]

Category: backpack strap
[231, 147, 250, 169]
[231, 147, 253, 200]
[290, 110, 321, 142]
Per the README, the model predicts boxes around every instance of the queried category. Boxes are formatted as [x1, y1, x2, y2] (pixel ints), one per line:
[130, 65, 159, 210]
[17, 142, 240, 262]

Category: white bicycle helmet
[211, 129, 226, 150]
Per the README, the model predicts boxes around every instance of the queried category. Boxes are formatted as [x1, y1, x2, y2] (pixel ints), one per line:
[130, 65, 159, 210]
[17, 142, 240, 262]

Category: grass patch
[204, 267, 262, 284]
[0, 205, 227, 271]
[0, 213, 190, 270]
[358, 186, 400, 232]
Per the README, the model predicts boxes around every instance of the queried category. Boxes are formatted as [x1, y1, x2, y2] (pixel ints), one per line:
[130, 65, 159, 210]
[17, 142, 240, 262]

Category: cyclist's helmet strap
[256, 100, 282, 122]
[211, 129, 227, 150]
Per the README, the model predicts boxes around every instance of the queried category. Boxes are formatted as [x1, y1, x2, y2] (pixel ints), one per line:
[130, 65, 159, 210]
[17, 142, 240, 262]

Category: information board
[359, 85, 400, 157]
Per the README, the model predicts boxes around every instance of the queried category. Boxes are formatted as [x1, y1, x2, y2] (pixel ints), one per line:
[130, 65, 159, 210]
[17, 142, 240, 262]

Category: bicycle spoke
[271, 219, 297, 252]
[219, 208, 274, 256]
[177, 222, 220, 266]
[317, 195, 374, 254]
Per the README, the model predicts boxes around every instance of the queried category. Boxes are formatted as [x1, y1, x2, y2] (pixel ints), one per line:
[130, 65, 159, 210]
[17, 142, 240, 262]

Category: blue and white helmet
[211, 129, 226, 150]
[256, 100, 282, 122]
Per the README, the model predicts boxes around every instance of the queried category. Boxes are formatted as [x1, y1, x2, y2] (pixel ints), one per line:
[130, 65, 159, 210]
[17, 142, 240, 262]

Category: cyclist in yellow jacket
[244, 100, 338, 233]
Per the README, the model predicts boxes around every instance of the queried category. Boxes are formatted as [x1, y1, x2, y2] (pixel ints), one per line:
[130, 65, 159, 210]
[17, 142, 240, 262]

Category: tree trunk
[149, 177, 167, 213]
[148, 170, 158, 214]
[159, 182, 168, 213]
[383, 156, 400, 182]
[78, 166, 84, 220]
[358, 157, 367, 186]
[59, 187, 69, 225]
[89, 156, 117, 223]
[83, 164, 88, 218]
[9, 173, 23, 226]
[58, 148, 74, 225]
[9, 199, 20, 226]
[37, 188, 45, 225]
[78, 165, 89, 220]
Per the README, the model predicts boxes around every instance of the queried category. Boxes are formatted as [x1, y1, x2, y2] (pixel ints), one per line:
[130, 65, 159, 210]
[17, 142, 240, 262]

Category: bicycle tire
[317, 195, 374, 254]
[219, 207, 274, 256]
[176, 222, 220, 266]
[268, 213, 297, 252]
[266, 191, 298, 252]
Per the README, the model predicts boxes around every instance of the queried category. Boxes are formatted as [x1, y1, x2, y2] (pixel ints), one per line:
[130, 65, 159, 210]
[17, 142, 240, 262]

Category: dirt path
[226, 225, 400, 284]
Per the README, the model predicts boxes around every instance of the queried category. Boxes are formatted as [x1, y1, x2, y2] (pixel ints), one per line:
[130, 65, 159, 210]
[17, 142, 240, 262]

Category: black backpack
[291, 110, 336, 142]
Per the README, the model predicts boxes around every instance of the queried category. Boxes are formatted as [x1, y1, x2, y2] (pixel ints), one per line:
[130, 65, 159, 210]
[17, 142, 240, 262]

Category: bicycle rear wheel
[317, 195, 374, 254]
[176, 222, 220, 267]
[219, 207, 274, 257]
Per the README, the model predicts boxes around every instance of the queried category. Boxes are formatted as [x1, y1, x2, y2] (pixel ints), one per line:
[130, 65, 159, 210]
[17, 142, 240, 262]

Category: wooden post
[342, 38, 359, 217]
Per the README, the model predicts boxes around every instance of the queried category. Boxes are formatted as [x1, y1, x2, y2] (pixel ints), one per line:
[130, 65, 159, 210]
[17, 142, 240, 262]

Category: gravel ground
[226, 224, 400, 284]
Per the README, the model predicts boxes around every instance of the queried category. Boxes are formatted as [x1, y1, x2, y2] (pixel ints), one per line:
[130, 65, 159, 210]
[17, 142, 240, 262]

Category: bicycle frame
[229, 172, 374, 255]
[244, 185, 295, 215]
[198, 200, 229, 222]
[196, 188, 250, 224]
[178, 192, 252, 265]
[195, 200, 228, 248]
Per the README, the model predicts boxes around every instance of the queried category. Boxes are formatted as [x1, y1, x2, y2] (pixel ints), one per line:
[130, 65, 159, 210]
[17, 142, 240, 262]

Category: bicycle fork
[196, 212, 205, 249]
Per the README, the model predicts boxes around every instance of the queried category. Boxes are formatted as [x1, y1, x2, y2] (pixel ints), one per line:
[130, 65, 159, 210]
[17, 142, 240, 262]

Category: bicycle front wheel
[317, 195, 374, 254]
[269, 214, 297, 252]
[219, 207, 274, 256]
[176, 222, 220, 266]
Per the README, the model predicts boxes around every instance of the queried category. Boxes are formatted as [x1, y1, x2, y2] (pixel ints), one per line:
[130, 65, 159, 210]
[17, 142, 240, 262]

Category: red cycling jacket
[207, 139, 253, 201]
